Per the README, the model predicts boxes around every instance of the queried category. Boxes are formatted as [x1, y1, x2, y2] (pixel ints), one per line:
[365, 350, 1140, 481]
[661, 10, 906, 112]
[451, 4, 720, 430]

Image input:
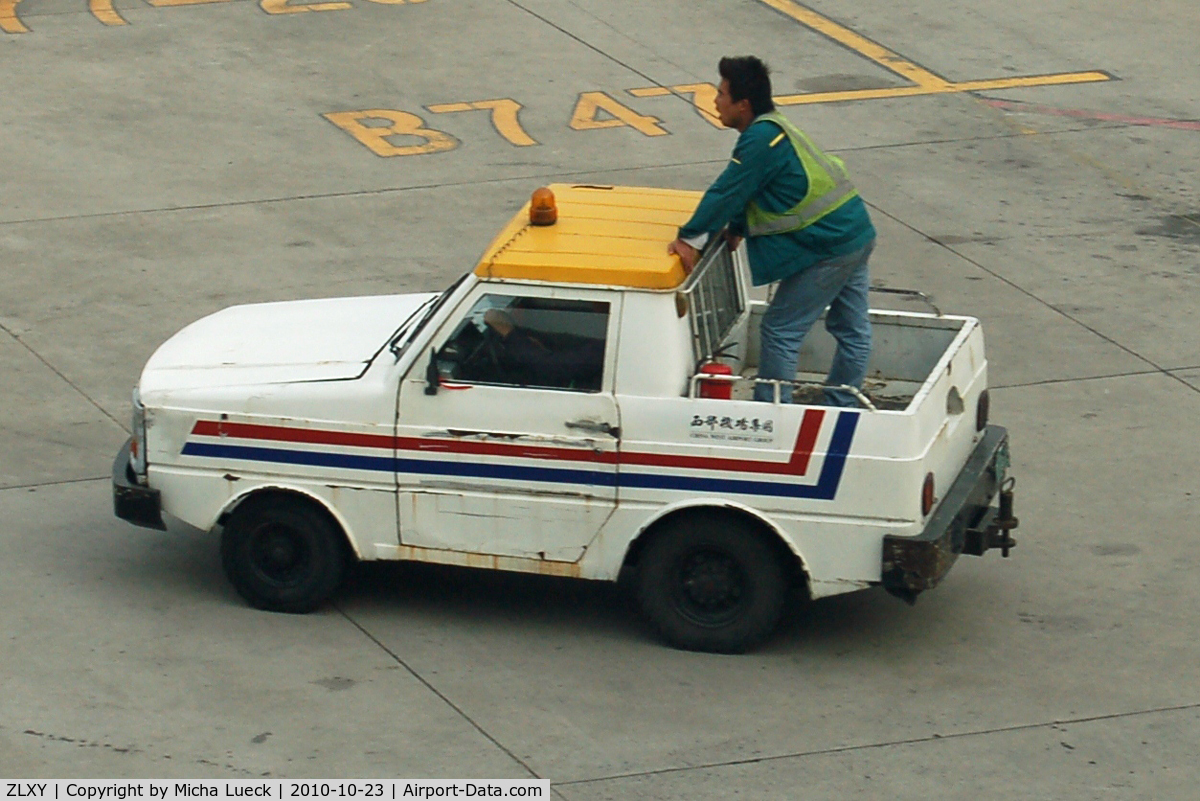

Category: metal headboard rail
[677, 230, 746, 366]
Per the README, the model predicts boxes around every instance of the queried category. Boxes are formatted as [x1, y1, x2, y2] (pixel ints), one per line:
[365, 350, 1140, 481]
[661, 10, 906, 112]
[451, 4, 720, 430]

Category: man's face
[714, 79, 750, 129]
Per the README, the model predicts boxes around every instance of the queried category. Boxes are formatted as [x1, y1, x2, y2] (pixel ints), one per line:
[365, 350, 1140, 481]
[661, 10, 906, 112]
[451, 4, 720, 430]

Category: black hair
[719, 56, 775, 116]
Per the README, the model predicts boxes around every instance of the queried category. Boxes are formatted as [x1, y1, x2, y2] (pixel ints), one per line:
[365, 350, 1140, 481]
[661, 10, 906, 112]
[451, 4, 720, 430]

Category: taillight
[922, 472, 935, 516]
[976, 389, 990, 431]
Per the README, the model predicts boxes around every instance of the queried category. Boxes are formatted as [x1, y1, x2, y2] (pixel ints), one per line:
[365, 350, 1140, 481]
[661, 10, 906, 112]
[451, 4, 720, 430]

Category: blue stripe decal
[181, 410, 859, 500]
[183, 442, 394, 473]
[816, 410, 860, 496]
[396, 457, 617, 488]
[181, 442, 618, 488]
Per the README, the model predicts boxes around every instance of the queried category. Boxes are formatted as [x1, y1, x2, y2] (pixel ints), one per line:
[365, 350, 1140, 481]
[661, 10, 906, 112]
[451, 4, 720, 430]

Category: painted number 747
[323, 84, 721, 157]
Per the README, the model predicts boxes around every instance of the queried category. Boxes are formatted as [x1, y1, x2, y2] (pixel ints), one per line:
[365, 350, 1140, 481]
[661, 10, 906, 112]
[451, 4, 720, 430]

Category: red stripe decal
[189, 407, 827, 477]
[192, 420, 393, 450]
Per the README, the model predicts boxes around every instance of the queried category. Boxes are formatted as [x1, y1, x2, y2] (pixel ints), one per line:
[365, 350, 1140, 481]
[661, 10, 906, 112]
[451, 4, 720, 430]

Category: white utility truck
[114, 184, 1018, 652]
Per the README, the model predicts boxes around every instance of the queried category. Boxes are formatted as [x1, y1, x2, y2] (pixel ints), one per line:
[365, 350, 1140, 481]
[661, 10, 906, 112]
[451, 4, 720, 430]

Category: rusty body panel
[379, 543, 584, 579]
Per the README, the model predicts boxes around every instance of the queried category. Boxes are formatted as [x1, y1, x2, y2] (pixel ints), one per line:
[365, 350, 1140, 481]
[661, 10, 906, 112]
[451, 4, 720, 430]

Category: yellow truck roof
[474, 184, 702, 290]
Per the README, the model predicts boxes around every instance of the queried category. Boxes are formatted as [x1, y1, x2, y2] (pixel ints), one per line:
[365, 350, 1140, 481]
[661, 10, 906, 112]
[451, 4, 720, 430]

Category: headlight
[130, 387, 147, 480]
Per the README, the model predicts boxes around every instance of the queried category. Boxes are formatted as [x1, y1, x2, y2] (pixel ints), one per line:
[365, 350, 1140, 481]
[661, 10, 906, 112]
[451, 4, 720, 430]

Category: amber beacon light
[529, 187, 558, 225]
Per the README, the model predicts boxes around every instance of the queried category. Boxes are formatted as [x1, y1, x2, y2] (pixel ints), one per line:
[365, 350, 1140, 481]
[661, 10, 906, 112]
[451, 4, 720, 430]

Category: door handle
[565, 419, 619, 438]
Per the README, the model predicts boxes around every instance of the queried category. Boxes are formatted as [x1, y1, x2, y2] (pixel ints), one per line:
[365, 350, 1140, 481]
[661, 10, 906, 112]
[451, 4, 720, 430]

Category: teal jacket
[679, 114, 876, 286]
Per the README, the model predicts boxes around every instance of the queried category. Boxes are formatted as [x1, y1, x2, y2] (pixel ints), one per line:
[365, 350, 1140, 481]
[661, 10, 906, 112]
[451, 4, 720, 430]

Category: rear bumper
[881, 425, 1018, 602]
[112, 438, 166, 531]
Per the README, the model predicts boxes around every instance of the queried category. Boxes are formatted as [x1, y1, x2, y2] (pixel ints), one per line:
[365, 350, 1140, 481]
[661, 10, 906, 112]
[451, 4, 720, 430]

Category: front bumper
[112, 437, 166, 530]
[881, 425, 1019, 603]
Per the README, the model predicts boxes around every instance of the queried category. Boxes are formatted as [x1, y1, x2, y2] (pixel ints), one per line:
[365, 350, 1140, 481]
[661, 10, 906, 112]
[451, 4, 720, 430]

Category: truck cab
[114, 183, 1018, 653]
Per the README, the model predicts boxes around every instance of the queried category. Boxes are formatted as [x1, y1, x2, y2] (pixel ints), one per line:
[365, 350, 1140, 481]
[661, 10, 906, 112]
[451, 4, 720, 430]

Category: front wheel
[220, 495, 348, 613]
[636, 516, 788, 653]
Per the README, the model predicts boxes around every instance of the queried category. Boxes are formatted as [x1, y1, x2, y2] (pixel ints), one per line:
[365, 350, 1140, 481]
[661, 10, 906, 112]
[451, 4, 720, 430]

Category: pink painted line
[983, 99, 1200, 131]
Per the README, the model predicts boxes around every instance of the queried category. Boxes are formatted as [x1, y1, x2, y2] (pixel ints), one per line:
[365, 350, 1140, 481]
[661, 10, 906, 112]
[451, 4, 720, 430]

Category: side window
[436, 295, 610, 392]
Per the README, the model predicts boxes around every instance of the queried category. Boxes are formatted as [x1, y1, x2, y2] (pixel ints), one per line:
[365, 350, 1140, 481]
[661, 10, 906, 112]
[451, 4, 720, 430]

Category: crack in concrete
[0, 476, 108, 492]
[0, 158, 728, 229]
[554, 701, 1200, 788]
[19, 727, 269, 777]
[868, 202, 1200, 398]
[559, 0, 702, 85]
[21, 728, 142, 756]
[335, 607, 563, 797]
[0, 322, 128, 432]
[993, 366, 1200, 390]
[0, 123, 1141, 231]
[503, 0, 703, 119]
[4, 0, 257, 21]
[839, 122, 1133, 154]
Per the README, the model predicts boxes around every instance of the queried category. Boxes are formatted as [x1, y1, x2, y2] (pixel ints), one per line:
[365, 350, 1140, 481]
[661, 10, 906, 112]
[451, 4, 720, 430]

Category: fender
[622, 496, 811, 578]
[216, 481, 367, 560]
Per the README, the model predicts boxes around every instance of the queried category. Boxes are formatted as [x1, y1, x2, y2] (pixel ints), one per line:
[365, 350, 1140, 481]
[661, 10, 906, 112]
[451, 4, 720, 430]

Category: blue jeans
[753, 239, 874, 406]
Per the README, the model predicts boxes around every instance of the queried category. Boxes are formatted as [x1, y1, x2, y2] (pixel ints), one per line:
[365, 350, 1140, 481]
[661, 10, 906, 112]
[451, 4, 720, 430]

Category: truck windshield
[388, 272, 469, 361]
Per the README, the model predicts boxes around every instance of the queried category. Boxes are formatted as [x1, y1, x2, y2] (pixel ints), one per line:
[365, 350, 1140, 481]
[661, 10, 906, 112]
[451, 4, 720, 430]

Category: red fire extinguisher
[698, 362, 734, 399]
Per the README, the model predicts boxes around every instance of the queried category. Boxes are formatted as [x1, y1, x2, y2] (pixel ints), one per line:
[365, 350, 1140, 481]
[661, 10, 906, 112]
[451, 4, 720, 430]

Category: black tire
[220, 494, 349, 613]
[636, 516, 788, 653]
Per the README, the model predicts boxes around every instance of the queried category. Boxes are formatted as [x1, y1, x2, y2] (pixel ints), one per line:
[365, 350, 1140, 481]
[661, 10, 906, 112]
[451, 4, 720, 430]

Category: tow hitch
[881, 426, 1021, 603]
[964, 477, 1018, 557]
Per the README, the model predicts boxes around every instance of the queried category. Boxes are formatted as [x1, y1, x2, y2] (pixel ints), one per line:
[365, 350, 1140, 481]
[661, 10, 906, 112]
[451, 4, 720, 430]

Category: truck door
[395, 287, 620, 563]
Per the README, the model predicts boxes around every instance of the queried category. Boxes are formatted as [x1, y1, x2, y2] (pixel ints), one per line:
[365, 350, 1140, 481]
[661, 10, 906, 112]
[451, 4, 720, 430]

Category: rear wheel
[636, 515, 788, 653]
[220, 495, 348, 613]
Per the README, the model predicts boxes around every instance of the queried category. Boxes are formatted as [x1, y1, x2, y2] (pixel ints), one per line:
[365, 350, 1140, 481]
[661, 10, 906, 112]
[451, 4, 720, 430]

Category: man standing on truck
[669, 56, 877, 406]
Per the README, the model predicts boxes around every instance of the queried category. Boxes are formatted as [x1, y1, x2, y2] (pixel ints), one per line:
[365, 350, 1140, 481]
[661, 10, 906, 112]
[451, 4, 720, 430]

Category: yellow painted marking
[669, 83, 722, 128]
[428, 98, 538, 147]
[88, 0, 127, 24]
[630, 83, 722, 128]
[756, 0, 951, 89]
[570, 91, 668, 137]
[950, 72, 1112, 92]
[261, 0, 349, 14]
[753, 1, 1111, 104]
[322, 110, 459, 157]
[775, 85, 932, 105]
[0, 0, 29, 33]
[774, 71, 1111, 106]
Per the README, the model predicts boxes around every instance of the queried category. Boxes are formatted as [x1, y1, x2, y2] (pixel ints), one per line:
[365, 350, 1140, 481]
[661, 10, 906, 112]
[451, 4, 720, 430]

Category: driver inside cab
[481, 308, 605, 391]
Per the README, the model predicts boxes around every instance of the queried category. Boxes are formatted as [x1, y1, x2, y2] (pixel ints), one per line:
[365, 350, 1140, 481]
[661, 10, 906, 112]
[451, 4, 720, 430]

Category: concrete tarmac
[2, 0, 1198, 796]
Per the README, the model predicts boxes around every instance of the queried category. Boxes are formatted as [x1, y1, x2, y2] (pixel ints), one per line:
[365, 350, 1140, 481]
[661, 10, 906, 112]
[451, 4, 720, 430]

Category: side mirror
[424, 348, 439, 395]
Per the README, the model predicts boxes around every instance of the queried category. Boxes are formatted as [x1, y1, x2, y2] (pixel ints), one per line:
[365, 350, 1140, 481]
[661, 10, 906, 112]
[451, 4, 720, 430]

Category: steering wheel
[459, 322, 505, 379]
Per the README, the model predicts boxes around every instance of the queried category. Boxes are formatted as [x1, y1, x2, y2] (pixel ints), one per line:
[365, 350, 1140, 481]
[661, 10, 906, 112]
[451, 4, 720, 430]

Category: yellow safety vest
[745, 111, 859, 237]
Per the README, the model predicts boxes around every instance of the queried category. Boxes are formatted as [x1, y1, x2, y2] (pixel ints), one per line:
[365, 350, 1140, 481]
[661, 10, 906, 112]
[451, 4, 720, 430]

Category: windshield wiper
[389, 296, 439, 362]
[388, 272, 470, 363]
